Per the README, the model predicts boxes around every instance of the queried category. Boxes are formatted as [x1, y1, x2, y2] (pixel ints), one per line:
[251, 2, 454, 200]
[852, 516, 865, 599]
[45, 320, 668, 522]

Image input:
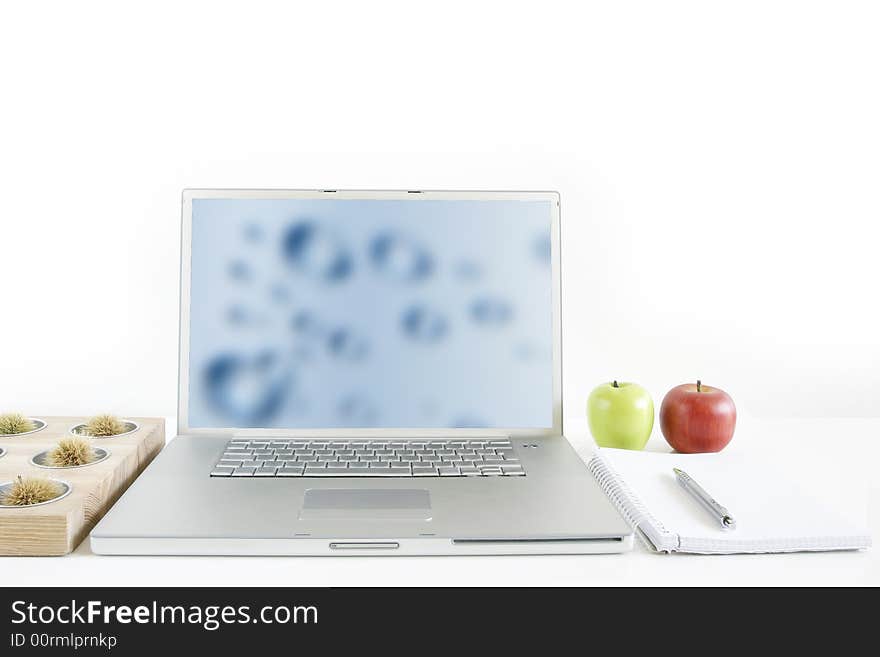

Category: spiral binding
[588, 453, 670, 537]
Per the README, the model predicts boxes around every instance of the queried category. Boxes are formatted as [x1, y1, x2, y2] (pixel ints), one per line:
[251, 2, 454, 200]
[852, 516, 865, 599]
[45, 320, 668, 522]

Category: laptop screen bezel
[177, 189, 563, 439]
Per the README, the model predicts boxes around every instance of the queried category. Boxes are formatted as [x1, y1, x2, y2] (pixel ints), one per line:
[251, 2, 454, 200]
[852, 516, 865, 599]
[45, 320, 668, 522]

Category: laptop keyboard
[210, 438, 525, 478]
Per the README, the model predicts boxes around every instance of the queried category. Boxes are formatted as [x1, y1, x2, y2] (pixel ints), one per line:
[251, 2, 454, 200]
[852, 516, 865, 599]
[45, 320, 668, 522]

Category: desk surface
[3, 416, 876, 587]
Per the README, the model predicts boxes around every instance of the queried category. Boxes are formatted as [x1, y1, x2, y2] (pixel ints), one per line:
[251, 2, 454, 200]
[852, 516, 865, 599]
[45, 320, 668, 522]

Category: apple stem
[613, 380, 619, 388]
[697, 380, 702, 392]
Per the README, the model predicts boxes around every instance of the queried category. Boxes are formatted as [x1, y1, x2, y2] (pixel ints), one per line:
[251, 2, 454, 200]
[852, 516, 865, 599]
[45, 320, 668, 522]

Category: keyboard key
[211, 467, 235, 477]
[231, 467, 257, 476]
[348, 461, 369, 469]
[254, 466, 278, 476]
[310, 466, 354, 476]
[437, 466, 460, 476]
[366, 470, 403, 478]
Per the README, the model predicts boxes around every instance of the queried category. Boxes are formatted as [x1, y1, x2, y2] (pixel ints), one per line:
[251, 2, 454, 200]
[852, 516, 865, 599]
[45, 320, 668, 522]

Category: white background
[1, 1, 878, 422]
[0, 1, 878, 586]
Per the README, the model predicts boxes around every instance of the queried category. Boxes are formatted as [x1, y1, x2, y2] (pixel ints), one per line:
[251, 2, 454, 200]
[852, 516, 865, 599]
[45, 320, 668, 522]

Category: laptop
[90, 189, 632, 555]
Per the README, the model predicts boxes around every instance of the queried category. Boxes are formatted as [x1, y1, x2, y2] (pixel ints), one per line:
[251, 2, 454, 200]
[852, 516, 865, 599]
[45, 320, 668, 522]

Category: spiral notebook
[588, 448, 872, 554]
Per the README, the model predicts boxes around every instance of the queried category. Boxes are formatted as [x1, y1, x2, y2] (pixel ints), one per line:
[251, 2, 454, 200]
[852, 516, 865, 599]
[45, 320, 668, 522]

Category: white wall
[1, 1, 878, 421]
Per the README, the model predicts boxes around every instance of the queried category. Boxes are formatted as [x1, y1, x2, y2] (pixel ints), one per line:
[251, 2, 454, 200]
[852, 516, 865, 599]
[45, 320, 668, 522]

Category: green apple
[587, 381, 654, 450]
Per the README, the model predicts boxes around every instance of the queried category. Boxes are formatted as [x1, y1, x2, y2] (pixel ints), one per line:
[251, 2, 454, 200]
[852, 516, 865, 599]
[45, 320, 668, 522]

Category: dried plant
[0, 413, 35, 435]
[85, 414, 127, 437]
[47, 437, 97, 467]
[1, 476, 64, 506]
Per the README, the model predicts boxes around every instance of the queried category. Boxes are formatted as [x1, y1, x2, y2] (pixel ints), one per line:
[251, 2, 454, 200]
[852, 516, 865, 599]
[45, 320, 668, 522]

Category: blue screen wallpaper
[188, 198, 554, 429]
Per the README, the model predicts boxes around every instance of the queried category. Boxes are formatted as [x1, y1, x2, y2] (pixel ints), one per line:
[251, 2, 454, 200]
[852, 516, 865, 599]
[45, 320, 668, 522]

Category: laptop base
[91, 434, 633, 556]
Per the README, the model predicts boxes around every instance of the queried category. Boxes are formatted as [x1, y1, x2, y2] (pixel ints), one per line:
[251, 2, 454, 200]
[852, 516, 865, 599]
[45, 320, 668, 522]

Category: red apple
[659, 380, 736, 453]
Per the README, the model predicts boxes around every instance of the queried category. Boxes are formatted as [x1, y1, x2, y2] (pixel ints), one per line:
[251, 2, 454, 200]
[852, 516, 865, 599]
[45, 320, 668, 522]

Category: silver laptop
[90, 189, 632, 555]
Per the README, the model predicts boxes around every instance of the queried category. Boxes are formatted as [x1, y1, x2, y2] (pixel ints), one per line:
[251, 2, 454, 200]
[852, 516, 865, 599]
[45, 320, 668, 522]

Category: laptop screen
[187, 196, 555, 429]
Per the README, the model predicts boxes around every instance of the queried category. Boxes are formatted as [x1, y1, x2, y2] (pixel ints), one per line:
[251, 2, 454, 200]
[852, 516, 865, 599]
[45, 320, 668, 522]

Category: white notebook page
[595, 448, 871, 553]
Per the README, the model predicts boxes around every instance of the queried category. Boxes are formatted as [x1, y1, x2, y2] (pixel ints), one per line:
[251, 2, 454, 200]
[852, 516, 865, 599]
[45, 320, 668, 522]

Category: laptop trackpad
[299, 489, 432, 521]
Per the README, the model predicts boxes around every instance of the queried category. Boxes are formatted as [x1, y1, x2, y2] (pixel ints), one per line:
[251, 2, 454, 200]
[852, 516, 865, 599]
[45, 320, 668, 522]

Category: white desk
[4, 416, 876, 586]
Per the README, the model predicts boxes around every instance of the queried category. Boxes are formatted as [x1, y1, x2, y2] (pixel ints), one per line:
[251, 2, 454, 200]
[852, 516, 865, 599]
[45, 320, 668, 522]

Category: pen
[672, 467, 737, 530]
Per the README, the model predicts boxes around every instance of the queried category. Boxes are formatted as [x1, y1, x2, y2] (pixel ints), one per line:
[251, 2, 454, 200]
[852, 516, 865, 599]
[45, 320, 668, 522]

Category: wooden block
[0, 417, 164, 556]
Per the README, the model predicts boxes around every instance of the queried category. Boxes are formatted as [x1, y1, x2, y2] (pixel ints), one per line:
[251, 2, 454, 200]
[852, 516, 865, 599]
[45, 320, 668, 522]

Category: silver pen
[673, 468, 737, 530]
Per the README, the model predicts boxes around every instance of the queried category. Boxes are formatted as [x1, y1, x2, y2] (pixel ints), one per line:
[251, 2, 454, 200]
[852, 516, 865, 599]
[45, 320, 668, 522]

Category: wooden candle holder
[0, 417, 164, 555]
